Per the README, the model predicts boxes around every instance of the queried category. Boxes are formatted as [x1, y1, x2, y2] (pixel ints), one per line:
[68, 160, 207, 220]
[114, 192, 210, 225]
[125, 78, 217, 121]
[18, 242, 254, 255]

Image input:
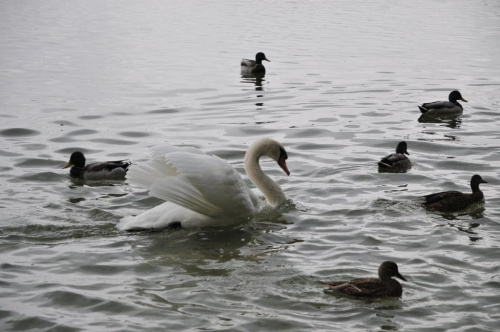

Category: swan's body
[241, 52, 270, 75]
[418, 90, 467, 115]
[423, 174, 487, 212]
[325, 261, 407, 298]
[63, 151, 130, 180]
[378, 141, 411, 171]
[117, 138, 290, 231]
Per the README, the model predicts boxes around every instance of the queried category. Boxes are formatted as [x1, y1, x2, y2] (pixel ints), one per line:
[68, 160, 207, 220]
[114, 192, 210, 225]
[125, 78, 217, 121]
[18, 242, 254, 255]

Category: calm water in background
[1, 0, 500, 331]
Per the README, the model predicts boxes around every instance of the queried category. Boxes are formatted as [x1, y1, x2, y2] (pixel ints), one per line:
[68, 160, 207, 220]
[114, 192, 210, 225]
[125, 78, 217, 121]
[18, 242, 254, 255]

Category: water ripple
[1, 0, 500, 331]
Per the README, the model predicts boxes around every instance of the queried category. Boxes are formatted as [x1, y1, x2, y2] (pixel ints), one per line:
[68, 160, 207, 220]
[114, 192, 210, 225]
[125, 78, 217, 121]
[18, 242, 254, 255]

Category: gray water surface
[1, 1, 500, 331]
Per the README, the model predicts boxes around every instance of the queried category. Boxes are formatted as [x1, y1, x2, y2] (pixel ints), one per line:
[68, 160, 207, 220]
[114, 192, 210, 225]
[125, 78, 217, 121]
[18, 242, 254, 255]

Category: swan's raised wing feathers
[159, 151, 256, 216]
[127, 156, 178, 189]
[127, 147, 256, 219]
[149, 177, 221, 217]
[150, 144, 204, 156]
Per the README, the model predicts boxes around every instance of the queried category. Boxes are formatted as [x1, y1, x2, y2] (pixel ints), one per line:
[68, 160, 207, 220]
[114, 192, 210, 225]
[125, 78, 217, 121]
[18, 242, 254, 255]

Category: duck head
[63, 151, 86, 169]
[378, 261, 407, 282]
[449, 90, 467, 103]
[255, 52, 270, 64]
[396, 141, 409, 155]
[470, 174, 487, 192]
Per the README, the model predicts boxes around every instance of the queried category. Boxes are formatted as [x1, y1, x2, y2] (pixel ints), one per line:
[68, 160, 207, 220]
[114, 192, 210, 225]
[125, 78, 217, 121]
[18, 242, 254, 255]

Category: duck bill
[62, 162, 72, 169]
[461, 98, 468, 102]
[278, 156, 290, 176]
[396, 272, 407, 282]
[481, 179, 488, 184]
[405, 151, 410, 155]
[264, 58, 271, 62]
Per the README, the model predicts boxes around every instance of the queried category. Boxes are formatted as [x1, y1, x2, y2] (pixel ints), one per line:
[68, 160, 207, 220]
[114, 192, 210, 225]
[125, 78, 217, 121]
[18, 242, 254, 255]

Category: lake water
[1, 0, 500, 331]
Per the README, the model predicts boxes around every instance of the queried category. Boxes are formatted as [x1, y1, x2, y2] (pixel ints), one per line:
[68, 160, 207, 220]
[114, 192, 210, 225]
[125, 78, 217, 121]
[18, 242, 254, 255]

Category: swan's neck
[244, 150, 286, 207]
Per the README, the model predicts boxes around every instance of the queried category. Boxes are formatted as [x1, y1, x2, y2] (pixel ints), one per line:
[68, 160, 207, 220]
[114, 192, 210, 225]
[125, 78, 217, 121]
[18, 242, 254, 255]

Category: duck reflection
[436, 205, 485, 242]
[241, 74, 265, 91]
[439, 205, 485, 221]
[447, 220, 483, 242]
[418, 114, 462, 129]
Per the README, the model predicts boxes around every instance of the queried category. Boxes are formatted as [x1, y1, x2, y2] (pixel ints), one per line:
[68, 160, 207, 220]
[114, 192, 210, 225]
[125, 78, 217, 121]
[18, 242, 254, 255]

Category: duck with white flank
[418, 90, 468, 115]
[241, 52, 270, 75]
[63, 151, 130, 180]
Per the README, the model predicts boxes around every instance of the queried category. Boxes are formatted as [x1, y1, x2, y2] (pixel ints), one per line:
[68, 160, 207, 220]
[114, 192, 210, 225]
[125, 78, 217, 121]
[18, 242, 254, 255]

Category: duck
[325, 261, 407, 298]
[117, 138, 290, 231]
[378, 141, 411, 171]
[62, 151, 131, 180]
[241, 52, 270, 75]
[423, 174, 487, 212]
[418, 90, 468, 115]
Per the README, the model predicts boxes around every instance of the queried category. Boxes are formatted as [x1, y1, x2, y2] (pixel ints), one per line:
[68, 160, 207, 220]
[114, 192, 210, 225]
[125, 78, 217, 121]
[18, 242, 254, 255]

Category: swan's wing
[126, 155, 177, 189]
[156, 151, 256, 216]
[127, 144, 204, 188]
[150, 175, 221, 216]
[127, 149, 256, 218]
[150, 144, 204, 156]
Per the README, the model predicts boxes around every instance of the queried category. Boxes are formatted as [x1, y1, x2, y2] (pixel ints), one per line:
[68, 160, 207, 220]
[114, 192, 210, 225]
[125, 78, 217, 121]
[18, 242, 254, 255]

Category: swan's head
[246, 138, 290, 176]
[275, 145, 290, 176]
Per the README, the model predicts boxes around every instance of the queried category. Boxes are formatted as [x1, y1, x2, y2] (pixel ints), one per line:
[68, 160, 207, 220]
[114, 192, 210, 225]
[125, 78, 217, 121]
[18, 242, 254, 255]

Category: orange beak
[278, 156, 290, 176]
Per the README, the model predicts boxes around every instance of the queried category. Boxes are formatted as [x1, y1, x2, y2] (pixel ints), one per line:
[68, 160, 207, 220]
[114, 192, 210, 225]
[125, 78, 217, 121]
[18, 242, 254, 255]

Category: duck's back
[422, 100, 450, 109]
[378, 153, 410, 169]
[419, 101, 462, 114]
[327, 278, 403, 297]
[78, 160, 130, 180]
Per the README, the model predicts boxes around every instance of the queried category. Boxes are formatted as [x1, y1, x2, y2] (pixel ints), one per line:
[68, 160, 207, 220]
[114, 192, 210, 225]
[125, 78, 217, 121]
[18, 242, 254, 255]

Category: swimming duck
[63, 151, 131, 180]
[241, 52, 270, 75]
[423, 174, 487, 212]
[326, 261, 407, 298]
[378, 141, 411, 171]
[117, 138, 290, 231]
[418, 90, 468, 115]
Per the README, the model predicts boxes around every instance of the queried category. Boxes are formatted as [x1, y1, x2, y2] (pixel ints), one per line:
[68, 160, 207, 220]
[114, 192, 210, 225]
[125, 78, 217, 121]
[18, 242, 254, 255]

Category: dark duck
[241, 52, 270, 75]
[325, 261, 407, 298]
[378, 141, 411, 171]
[423, 174, 488, 212]
[63, 151, 131, 180]
[418, 90, 468, 115]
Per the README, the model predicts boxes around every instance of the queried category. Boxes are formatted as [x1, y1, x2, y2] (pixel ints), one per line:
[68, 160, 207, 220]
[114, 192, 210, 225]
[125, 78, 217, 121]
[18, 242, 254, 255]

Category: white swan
[117, 138, 290, 230]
